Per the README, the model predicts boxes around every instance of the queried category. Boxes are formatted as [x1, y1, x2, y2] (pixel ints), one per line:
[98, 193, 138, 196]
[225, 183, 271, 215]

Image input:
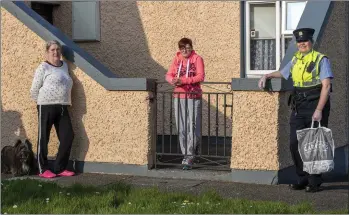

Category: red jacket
[165, 50, 205, 99]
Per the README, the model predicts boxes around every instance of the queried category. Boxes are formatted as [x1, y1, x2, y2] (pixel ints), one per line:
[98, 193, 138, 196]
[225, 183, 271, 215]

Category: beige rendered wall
[53, 1, 239, 142]
[4, 1, 347, 173]
[1, 8, 154, 165]
[232, 2, 349, 171]
[231, 92, 282, 170]
[53, 1, 241, 81]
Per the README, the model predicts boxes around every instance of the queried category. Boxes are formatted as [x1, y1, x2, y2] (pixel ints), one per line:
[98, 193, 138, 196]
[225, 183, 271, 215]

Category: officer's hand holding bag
[312, 109, 322, 122]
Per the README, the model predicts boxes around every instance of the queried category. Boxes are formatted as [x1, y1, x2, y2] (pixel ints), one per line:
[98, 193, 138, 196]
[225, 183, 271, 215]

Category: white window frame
[281, 1, 307, 58]
[245, 1, 307, 77]
[281, 1, 307, 35]
[245, 1, 281, 77]
[281, 35, 293, 59]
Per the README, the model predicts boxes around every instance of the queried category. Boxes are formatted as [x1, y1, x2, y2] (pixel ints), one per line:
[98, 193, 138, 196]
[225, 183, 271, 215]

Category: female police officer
[258, 28, 334, 193]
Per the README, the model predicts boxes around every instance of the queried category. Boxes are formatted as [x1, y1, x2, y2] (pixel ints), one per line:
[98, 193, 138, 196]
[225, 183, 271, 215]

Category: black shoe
[305, 185, 323, 193]
[289, 184, 306, 190]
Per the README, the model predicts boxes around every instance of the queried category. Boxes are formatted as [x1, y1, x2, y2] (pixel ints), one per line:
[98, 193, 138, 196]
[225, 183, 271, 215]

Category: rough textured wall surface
[66, 65, 153, 164]
[1, 8, 153, 165]
[276, 93, 293, 169]
[52, 1, 239, 155]
[317, 2, 348, 148]
[53, 1, 241, 81]
[52, 1, 72, 38]
[1, 8, 45, 147]
[231, 92, 280, 170]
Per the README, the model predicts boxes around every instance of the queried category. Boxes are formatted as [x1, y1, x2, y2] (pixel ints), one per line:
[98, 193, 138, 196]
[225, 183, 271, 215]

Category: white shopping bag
[297, 120, 335, 174]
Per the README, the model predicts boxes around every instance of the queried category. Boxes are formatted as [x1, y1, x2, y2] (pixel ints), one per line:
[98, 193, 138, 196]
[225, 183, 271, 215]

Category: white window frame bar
[282, 1, 308, 35]
[281, 34, 293, 59]
[245, 1, 280, 76]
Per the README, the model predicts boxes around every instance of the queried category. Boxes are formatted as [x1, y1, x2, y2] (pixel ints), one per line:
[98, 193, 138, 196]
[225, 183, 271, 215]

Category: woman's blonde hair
[45, 40, 62, 51]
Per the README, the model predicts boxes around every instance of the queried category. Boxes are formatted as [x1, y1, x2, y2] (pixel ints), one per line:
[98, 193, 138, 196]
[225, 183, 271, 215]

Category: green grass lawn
[0, 179, 346, 214]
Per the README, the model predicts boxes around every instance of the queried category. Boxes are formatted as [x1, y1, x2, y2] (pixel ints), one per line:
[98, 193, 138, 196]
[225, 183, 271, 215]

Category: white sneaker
[182, 157, 193, 170]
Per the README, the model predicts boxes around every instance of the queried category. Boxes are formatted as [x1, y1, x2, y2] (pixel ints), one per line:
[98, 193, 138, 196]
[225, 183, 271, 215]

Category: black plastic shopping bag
[297, 120, 335, 174]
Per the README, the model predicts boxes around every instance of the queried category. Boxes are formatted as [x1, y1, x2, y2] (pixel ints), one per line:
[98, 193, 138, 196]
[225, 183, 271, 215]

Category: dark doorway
[31, 2, 59, 25]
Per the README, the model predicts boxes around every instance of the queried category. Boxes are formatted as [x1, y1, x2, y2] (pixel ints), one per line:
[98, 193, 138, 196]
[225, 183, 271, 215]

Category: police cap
[293, 28, 315, 42]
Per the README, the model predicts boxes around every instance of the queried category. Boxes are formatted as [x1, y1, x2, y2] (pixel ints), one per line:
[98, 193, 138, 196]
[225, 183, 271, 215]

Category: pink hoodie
[165, 50, 205, 99]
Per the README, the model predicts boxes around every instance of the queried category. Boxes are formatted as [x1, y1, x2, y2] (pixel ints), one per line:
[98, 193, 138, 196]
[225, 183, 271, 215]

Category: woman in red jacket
[165, 38, 205, 170]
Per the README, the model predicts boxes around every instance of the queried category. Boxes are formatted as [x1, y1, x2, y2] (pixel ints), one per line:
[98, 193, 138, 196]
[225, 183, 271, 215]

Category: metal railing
[154, 82, 233, 170]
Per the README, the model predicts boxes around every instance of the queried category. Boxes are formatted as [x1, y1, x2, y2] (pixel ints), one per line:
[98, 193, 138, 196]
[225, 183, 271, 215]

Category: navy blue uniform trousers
[289, 93, 331, 186]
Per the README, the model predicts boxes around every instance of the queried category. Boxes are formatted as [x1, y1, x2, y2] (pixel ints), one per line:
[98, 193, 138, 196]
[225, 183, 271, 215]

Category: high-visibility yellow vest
[290, 50, 326, 87]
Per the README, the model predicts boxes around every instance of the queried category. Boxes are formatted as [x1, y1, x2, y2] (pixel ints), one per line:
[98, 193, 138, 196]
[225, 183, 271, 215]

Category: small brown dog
[1, 139, 37, 176]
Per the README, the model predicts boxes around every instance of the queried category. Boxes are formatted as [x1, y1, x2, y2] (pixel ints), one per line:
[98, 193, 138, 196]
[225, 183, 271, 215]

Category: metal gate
[154, 82, 233, 170]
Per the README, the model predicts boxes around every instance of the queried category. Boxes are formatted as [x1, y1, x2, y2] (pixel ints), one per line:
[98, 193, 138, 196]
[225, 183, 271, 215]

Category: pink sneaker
[39, 170, 56, 178]
[57, 170, 75, 177]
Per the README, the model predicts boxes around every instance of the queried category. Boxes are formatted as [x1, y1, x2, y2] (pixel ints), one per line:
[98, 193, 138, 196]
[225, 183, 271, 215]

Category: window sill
[231, 78, 293, 92]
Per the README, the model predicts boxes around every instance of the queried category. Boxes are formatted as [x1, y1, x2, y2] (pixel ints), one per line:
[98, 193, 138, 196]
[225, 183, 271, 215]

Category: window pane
[251, 39, 276, 70]
[250, 4, 276, 38]
[250, 3, 276, 70]
[286, 2, 306, 31]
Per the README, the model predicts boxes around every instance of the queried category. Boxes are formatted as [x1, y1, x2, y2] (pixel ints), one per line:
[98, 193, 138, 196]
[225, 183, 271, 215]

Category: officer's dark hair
[178, 38, 193, 49]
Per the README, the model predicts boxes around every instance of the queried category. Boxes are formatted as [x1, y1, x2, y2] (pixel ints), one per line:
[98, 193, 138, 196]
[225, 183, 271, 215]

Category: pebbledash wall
[52, 1, 241, 81]
[1, 1, 348, 184]
[1, 4, 155, 167]
[52, 1, 239, 140]
[50, 1, 349, 177]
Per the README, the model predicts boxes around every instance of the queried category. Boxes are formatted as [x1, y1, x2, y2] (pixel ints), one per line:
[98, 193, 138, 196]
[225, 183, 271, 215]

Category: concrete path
[2, 172, 348, 213]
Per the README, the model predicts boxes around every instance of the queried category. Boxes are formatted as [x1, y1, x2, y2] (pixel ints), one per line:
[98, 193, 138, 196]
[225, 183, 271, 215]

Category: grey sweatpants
[173, 98, 202, 158]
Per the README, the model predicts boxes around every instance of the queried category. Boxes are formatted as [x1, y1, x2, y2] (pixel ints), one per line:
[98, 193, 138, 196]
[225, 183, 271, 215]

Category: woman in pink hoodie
[165, 38, 205, 170]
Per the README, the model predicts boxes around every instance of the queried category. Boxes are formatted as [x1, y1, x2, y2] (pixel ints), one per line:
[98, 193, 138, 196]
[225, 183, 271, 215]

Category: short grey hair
[45, 40, 62, 51]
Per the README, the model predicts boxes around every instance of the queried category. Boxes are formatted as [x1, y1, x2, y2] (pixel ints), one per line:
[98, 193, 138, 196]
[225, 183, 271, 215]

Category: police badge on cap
[293, 28, 315, 42]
